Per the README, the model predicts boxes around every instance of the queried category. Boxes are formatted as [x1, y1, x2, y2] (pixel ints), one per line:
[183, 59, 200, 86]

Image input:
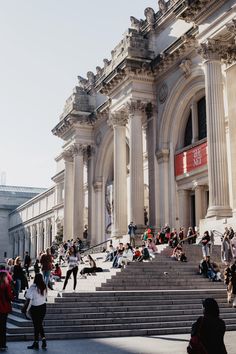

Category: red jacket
[0, 282, 14, 313]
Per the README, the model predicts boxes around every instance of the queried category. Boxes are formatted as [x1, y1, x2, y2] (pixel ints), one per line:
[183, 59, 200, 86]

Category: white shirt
[26, 284, 46, 306]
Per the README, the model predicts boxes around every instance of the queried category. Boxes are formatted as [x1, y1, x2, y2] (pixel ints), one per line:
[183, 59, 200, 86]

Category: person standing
[40, 248, 53, 287]
[25, 273, 47, 350]
[201, 231, 211, 258]
[187, 298, 227, 354]
[0, 271, 14, 351]
[231, 233, 236, 260]
[24, 252, 31, 278]
[128, 221, 137, 247]
[221, 234, 233, 265]
[63, 246, 79, 291]
[13, 257, 25, 300]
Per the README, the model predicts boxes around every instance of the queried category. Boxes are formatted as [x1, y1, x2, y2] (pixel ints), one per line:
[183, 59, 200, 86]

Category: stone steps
[7, 244, 236, 341]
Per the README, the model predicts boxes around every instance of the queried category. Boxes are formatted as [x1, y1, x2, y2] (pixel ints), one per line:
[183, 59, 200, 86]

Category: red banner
[175, 142, 208, 177]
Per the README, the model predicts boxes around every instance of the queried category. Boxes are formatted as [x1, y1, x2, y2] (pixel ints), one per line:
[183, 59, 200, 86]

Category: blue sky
[0, 0, 157, 187]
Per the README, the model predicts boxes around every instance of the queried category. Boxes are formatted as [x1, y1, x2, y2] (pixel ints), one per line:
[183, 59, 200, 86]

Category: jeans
[0, 313, 8, 348]
[30, 304, 46, 341]
[63, 266, 78, 290]
[42, 271, 51, 287]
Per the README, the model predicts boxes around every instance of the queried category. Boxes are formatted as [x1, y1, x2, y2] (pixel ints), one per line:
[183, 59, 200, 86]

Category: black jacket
[191, 316, 227, 354]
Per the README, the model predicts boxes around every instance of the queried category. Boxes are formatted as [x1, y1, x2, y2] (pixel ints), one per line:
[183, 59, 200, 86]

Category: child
[133, 247, 141, 260]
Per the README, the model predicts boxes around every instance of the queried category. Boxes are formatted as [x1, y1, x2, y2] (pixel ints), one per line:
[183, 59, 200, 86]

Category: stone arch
[158, 68, 205, 152]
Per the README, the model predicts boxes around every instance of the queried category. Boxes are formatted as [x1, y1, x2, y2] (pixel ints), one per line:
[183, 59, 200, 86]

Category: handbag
[21, 298, 31, 319]
[187, 318, 208, 354]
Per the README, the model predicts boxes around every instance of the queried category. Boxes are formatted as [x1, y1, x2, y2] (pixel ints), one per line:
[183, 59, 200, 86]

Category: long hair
[202, 298, 220, 317]
[34, 273, 46, 295]
[0, 271, 7, 287]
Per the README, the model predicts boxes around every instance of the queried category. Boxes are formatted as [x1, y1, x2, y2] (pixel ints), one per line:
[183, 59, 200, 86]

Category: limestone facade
[6, 0, 236, 256]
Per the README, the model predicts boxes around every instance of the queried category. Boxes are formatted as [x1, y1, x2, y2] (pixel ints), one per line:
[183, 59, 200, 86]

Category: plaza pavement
[5, 331, 236, 354]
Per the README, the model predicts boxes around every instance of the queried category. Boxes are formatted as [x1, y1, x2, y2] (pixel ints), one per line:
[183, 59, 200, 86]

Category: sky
[0, 0, 158, 188]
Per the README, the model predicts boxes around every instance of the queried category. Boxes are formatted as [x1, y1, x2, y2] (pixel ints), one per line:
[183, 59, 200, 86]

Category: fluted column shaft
[73, 145, 85, 240]
[129, 103, 145, 225]
[63, 152, 74, 241]
[111, 112, 127, 237]
[178, 189, 190, 231]
[87, 146, 95, 243]
[195, 186, 204, 227]
[202, 45, 232, 217]
[30, 226, 36, 259]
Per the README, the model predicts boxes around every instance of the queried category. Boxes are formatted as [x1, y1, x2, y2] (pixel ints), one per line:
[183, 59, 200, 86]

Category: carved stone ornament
[130, 16, 144, 32]
[95, 131, 102, 146]
[158, 82, 168, 104]
[144, 7, 156, 27]
[179, 58, 192, 78]
[109, 111, 128, 127]
[199, 39, 236, 64]
[87, 71, 95, 86]
[198, 39, 222, 61]
[158, 0, 167, 14]
[156, 148, 169, 163]
[77, 75, 88, 89]
[125, 99, 146, 115]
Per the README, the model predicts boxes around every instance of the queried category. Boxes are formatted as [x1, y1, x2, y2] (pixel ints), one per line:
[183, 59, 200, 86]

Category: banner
[175, 142, 207, 177]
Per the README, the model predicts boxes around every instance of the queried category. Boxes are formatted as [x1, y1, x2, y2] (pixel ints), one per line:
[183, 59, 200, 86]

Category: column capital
[125, 99, 147, 116]
[109, 111, 128, 127]
[198, 40, 222, 61]
[73, 143, 88, 157]
[199, 39, 236, 64]
[156, 148, 169, 163]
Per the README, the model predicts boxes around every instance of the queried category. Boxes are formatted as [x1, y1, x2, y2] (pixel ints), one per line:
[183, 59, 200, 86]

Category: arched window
[184, 112, 192, 147]
[198, 97, 207, 140]
[183, 96, 207, 148]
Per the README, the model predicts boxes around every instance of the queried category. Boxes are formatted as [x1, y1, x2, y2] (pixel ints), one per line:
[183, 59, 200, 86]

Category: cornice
[151, 27, 198, 76]
[175, 0, 227, 24]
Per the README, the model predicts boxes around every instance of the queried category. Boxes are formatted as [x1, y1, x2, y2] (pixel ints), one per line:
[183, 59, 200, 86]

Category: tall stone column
[94, 180, 104, 244]
[24, 228, 30, 255]
[14, 233, 19, 257]
[36, 223, 41, 256]
[73, 144, 85, 240]
[145, 103, 157, 228]
[156, 149, 170, 226]
[195, 185, 204, 227]
[127, 101, 145, 227]
[30, 225, 37, 260]
[19, 231, 24, 259]
[200, 41, 232, 218]
[110, 112, 128, 237]
[87, 146, 95, 243]
[62, 149, 74, 241]
[178, 189, 190, 232]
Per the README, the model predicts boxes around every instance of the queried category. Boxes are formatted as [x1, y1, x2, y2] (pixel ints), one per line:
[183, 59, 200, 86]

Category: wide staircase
[7, 243, 236, 341]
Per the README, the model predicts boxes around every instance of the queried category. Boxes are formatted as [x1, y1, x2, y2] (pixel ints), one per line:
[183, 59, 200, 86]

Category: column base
[206, 206, 232, 218]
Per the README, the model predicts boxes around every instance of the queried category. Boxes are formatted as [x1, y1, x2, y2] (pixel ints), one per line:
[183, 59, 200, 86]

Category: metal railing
[81, 239, 111, 255]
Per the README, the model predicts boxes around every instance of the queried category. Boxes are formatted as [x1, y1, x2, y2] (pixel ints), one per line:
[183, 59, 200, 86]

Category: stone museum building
[1, 0, 236, 261]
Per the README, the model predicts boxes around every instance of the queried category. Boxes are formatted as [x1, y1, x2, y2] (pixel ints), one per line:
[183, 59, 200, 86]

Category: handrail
[81, 239, 111, 254]
[178, 233, 198, 246]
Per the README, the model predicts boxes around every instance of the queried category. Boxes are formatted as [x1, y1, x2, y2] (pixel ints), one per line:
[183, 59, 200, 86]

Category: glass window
[184, 112, 192, 147]
[198, 97, 207, 140]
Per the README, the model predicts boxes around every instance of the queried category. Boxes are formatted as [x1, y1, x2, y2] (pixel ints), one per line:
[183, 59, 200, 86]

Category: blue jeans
[42, 270, 51, 286]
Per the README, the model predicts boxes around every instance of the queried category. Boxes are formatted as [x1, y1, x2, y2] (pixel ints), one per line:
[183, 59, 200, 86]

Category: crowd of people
[1, 224, 236, 351]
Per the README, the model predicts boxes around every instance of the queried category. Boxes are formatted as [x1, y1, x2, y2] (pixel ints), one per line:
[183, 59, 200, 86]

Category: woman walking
[62, 245, 79, 291]
[13, 256, 25, 300]
[25, 273, 47, 350]
[188, 298, 227, 354]
[0, 271, 14, 351]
